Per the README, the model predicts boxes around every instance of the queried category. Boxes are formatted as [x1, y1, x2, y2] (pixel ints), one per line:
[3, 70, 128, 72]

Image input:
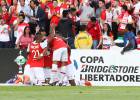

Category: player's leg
[33, 67, 46, 85]
[58, 65, 66, 86]
[29, 68, 37, 85]
[66, 64, 76, 86]
[23, 64, 33, 85]
[44, 67, 51, 84]
[58, 48, 68, 85]
[50, 48, 63, 84]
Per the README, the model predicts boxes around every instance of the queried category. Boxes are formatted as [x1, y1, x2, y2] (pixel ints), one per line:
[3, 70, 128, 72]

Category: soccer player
[58, 46, 76, 86]
[27, 34, 47, 85]
[48, 35, 68, 85]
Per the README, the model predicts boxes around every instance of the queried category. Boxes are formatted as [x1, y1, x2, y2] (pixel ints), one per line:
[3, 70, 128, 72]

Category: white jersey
[17, 4, 31, 23]
[112, 7, 121, 22]
[0, 24, 10, 42]
[134, 2, 140, 15]
[119, 12, 132, 30]
[102, 32, 112, 45]
[105, 10, 113, 27]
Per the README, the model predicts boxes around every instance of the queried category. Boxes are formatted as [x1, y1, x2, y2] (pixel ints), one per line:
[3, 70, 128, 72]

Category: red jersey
[50, 15, 60, 26]
[44, 50, 53, 68]
[28, 42, 44, 67]
[50, 37, 68, 50]
[50, 6, 60, 15]
[9, 5, 18, 24]
[6, 0, 12, 6]
[100, 9, 106, 21]
[86, 21, 102, 40]
[118, 11, 129, 31]
[1, 11, 10, 24]
[60, 3, 69, 10]
[47, 1, 53, 9]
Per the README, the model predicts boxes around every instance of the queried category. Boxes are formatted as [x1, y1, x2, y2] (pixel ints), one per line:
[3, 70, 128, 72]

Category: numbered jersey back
[28, 42, 44, 67]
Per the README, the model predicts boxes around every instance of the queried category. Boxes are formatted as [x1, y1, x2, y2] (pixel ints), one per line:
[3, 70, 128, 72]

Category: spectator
[0, 18, 11, 48]
[14, 11, 29, 47]
[96, 0, 105, 25]
[56, 10, 74, 48]
[0, 0, 9, 14]
[30, 0, 47, 29]
[47, 0, 60, 19]
[112, 0, 121, 40]
[133, 0, 140, 15]
[16, 26, 34, 49]
[69, 7, 80, 35]
[136, 30, 140, 50]
[74, 25, 93, 49]
[118, 5, 133, 36]
[17, 0, 31, 23]
[104, 2, 112, 28]
[9, 0, 18, 26]
[86, 16, 102, 49]
[1, 5, 10, 24]
[102, 23, 114, 49]
[60, 0, 70, 14]
[79, 0, 95, 25]
[121, 24, 137, 55]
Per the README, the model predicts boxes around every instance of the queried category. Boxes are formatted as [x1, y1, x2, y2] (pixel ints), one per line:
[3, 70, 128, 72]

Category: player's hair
[34, 33, 43, 43]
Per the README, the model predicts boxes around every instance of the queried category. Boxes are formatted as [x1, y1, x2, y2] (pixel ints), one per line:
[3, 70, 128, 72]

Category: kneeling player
[27, 34, 47, 85]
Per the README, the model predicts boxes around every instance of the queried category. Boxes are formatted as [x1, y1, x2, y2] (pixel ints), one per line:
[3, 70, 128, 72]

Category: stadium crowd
[1, 0, 140, 86]
[0, 0, 140, 50]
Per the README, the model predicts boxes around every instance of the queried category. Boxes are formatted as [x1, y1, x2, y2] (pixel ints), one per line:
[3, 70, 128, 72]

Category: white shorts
[30, 67, 45, 84]
[53, 48, 68, 62]
[65, 63, 75, 80]
[44, 67, 51, 79]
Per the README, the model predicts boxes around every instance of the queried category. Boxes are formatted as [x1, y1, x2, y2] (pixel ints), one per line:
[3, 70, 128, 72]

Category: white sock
[50, 64, 58, 83]
[59, 66, 66, 84]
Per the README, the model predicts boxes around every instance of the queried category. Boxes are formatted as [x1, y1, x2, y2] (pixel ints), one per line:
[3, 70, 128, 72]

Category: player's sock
[59, 66, 66, 85]
[50, 64, 58, 84]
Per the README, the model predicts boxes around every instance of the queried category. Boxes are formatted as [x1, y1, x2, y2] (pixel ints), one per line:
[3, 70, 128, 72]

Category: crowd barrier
[71, 46, 140, 86]
[0, 46, 140, 86]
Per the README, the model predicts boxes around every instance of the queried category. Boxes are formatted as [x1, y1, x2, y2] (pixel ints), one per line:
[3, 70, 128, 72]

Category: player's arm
[37, 26, 55, 60]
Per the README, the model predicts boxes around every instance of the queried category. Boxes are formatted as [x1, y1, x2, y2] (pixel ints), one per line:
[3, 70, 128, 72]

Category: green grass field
[0, 86, 140, 100]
